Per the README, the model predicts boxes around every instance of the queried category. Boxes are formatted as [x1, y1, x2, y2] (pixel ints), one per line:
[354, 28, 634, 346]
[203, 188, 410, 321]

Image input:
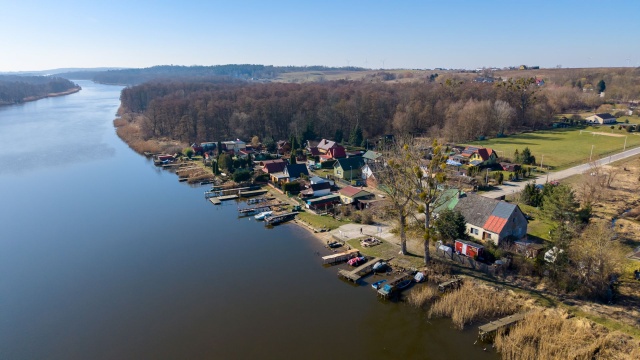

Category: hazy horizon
[3, 0, 639, 72]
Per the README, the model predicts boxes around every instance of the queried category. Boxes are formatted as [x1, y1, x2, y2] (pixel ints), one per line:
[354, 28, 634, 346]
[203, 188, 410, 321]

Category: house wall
[465, 224, 484, 242]
[334, 166, 362, 180]
[498, 208, 528, 243]
[339, 195, 354, 204]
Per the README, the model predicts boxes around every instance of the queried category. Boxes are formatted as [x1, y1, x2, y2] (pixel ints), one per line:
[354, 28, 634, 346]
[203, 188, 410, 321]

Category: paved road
[483, 146, 640, 199]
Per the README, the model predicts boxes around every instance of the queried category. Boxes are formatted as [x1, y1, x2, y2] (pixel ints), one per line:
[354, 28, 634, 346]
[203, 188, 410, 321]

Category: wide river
[0, 81, 497, 360]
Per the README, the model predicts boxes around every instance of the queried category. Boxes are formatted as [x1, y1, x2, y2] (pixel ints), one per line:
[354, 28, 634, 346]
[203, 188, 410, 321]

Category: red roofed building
[450, 193, 527, 246]
[260, 159, 287, 174]
[338, 186, 374, 205]
[461, 146, 498, 166]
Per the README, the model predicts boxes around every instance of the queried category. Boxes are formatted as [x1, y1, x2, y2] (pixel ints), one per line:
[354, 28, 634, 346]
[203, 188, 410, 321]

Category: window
[471, 228, 479, 235]
[486, 233, 492, 240]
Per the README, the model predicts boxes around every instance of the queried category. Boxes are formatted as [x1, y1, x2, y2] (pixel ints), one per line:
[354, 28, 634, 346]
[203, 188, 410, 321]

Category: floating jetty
[264, 212, 298, 225]
[338, 257, 382, 283]
[478, 312, 528, 341]
[209, 198, 221, 205]
[322, 249, 360, 265]
[377, 272, 412, 298]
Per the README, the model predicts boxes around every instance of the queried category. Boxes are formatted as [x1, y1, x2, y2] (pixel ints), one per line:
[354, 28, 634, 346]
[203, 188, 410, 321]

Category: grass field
[467, 127, 640, 170]
[297, 211, 348, 230]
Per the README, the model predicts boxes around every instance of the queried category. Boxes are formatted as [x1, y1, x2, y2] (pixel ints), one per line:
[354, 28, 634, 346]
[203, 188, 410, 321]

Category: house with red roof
[314, 139, 346, 162]
[445, 192, 527, 246]
[460, 146, 498, 166]
[260, 159, 287, 174]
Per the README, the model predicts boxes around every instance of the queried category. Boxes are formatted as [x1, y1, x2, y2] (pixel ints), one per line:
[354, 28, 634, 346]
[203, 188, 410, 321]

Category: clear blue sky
[2, 0, 639, 72]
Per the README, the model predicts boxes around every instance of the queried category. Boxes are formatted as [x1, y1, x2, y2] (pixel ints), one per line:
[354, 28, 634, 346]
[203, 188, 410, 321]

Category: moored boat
[396, 279, 413, 290]
[371, 279, 387, 290]
[254, 211, 273, 220]
[372, 261, 387, 272]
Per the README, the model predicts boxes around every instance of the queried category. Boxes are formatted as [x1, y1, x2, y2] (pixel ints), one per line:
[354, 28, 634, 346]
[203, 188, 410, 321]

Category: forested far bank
[118, 75, 610, 145]
[0, 75, 79, 105]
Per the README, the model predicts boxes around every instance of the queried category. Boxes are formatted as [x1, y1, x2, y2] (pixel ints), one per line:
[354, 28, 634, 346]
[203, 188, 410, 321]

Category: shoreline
[0, 86, 81, 106]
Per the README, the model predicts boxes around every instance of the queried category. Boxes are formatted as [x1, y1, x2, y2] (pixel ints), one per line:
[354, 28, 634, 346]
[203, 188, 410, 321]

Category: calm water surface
[0, 81, 498, 360]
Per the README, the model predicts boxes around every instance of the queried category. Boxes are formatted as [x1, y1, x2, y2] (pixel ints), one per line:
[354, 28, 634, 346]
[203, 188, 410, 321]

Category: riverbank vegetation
[428, 281, 522, 329]
[0, 75, 79, 105]
[494, 310, 640, 360]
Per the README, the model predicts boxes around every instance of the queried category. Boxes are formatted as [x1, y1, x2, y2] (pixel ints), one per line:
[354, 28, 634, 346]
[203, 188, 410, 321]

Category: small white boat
[254, 211, 273, 220]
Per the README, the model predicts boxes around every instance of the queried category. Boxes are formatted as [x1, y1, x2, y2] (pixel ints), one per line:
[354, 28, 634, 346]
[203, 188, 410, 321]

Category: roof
[306, 194, 340, 204]
[308, 147, 320, 156]
[263, 161, 287, 174]
[433, 189, 462, 213]
[595, 113, 615, 119]
[453, 193, 501, 228]
[284, 164, 309, 178]
[330, 146, 347, 159]
[454, 194, 519, 234]
[363, 150, 382, 160]
[455, 239, 484, 249]
[317, 139, 338, 151]
[339, 186, 372, 198]
[310, 182, 331, 191]
[476, 148, 494, 161]
[334, 157, 365, 170]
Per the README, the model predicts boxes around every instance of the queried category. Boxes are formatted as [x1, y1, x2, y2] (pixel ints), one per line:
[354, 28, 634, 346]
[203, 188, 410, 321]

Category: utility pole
[590, 145, 594, 162]
[540, 154, 544, 173]
[624, 136, 628, 151]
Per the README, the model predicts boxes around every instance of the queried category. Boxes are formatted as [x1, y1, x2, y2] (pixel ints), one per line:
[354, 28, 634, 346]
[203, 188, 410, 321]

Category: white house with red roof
[449, 193, 527, 245]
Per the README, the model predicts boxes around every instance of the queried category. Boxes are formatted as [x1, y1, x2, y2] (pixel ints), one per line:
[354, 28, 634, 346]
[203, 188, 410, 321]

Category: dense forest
[0, 75, 79, 105]
[119, 75, 609, 145]
[66, 64, 366, 85]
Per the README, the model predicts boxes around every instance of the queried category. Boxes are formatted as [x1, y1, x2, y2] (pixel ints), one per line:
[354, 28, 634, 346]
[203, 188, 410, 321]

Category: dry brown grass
[407, 284, 439, 308]
[113, 115, 185, 154]
[495, 310, 640, 360]
[428, 281, 520, 329]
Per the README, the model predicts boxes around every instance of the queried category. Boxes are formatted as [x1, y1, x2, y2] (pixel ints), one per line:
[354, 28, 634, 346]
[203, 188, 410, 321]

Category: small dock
[438, 277, 462, 292]
[478, 312, 528, 341]
[264, 212, 298, 226]
[239, 189, 268, 197]
[207, 194, 238, 205]
[322, 249, 359, 265]
[377, 272, 412, 298]
[238, 201, 287, 214]
[338, 257, 382, 282]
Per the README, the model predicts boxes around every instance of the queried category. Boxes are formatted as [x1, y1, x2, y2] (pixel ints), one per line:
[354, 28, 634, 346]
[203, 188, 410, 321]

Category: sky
[1, 0, 639, 72]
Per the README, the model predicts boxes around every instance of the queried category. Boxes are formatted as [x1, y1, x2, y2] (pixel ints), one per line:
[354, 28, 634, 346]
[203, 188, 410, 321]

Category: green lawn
[467, 127, 640, 170]
[517, 203, 553, 241]
[297, 211, 348, 230]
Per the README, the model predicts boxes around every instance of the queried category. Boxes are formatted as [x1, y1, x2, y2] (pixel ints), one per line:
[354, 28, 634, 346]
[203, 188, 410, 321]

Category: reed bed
[407, 284, 440, 308]
[494, 310, 640, 360]
[428, 281, 519, 329]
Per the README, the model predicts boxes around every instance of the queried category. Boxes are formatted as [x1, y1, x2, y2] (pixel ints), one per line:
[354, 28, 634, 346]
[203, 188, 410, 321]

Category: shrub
[282, 181, 301, 194]
[232, 169, 251, 182]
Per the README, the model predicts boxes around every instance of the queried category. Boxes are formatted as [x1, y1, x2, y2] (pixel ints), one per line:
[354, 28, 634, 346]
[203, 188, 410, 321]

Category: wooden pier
[239, 189, 268, 197]
[377, 272, 412, 298]
[338, 257, 382, 283]
[207, 194, 238, 205]
[322, 249, 359, 265]
[264, 212, 298, 225]
[478, 312, 528, 341]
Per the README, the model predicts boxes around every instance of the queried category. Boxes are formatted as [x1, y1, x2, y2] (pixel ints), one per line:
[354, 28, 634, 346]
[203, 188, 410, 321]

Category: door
[461, 244, 468, 256]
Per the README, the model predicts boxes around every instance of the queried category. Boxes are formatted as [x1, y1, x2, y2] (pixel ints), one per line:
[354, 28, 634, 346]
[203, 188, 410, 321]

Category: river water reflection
[0, 81, 497, 359]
